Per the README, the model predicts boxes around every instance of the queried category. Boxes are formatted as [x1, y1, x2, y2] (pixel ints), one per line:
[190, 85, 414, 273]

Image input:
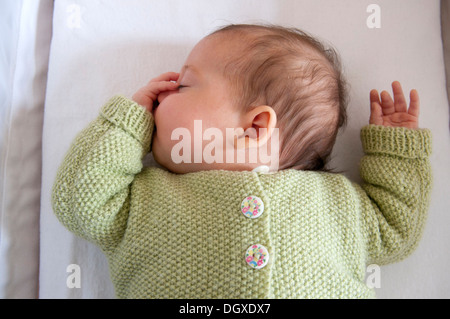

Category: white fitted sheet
[40, 0, 450, 298]
[0, 0, 53, 298]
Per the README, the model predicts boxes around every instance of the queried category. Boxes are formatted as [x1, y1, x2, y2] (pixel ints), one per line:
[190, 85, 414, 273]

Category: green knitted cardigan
[52, 96, 432, 298]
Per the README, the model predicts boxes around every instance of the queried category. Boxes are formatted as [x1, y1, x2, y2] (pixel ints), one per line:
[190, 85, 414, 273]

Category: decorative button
[245, 244, 269, 269]
[241, 195, 264, 219]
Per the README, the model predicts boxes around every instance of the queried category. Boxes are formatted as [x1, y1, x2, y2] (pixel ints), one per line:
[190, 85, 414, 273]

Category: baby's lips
[152, 99, 160, 111]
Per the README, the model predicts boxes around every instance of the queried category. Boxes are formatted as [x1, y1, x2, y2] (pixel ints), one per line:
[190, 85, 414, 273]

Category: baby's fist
[132, 72, 180, 113]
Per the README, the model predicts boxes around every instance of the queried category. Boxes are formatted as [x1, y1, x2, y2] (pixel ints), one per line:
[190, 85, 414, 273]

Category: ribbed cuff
[100, 95, 154, 148]
[361, 125, 432, 159]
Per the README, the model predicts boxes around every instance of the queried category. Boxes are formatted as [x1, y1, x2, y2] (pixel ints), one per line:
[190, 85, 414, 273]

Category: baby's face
[152, 35, 244, 173]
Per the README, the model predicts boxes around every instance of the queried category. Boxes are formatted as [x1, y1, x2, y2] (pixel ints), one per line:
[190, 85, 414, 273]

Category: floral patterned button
[240, 195, 264, 219]
[245, 244, 269, 269]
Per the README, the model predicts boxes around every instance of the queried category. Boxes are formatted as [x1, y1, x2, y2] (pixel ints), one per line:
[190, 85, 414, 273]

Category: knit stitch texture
[52, 96, 432, 298]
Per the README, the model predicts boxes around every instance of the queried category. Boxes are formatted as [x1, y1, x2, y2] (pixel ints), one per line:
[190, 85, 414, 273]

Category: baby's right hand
[132, 72, 180, 113]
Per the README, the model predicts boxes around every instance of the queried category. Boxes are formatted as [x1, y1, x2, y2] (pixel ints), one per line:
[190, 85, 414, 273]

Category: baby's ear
[235, 105, 277, 149]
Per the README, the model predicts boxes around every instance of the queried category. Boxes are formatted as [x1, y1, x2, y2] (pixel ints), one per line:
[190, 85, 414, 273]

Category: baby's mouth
[152, 100, 160, 112]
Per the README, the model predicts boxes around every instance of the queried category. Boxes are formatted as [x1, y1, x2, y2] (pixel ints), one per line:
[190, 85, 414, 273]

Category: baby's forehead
[204, 30, 321, 72]
[186, 34, 244, 71]
[206, 28, 321, 63]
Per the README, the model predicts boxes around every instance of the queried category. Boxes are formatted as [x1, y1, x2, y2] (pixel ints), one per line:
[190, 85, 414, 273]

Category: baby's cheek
[154, 107, 189, 151]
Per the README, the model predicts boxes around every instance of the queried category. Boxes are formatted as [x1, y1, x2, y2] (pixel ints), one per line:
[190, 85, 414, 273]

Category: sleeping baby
[52, 24, 432, 298]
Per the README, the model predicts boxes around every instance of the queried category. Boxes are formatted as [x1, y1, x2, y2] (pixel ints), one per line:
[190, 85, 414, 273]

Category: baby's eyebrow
[181, 64, 197, 75]
[182, 64, 191, 72]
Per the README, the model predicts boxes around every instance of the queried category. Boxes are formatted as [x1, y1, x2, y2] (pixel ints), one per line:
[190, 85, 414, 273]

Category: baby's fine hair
[210, 24, 348, 171]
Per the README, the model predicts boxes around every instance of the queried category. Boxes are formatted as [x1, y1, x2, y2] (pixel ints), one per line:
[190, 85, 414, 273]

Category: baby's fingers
[408, 89, 420, 117]
[148, 72, 180, 84]
[370, 89, 381, 106]
[369, 89, 383, 125]
[132, 80, 179, 112]
[392, 81, 407, 113]
[151, 80, 180, 94]
[137, 80, 179, 101]
[380, 90, 395, 115]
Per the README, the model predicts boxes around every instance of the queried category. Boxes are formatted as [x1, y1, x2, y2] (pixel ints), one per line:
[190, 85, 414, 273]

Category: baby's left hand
[369, 81, 419, 129]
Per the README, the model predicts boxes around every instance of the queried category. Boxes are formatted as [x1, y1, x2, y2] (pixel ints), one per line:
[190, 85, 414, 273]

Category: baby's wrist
[360, 124, 431, 159]
[131, 92, 152, 112]
[101, 95, 154, 147]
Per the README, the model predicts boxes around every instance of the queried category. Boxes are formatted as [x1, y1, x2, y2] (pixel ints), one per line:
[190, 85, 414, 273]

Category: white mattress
[39, 0, 450, 298]
[0, 0, 53, 298]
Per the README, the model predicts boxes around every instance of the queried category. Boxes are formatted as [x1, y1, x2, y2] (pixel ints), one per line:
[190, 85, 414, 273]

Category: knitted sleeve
[52, 96, 153, 252]
[357, 124, 432, 265]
